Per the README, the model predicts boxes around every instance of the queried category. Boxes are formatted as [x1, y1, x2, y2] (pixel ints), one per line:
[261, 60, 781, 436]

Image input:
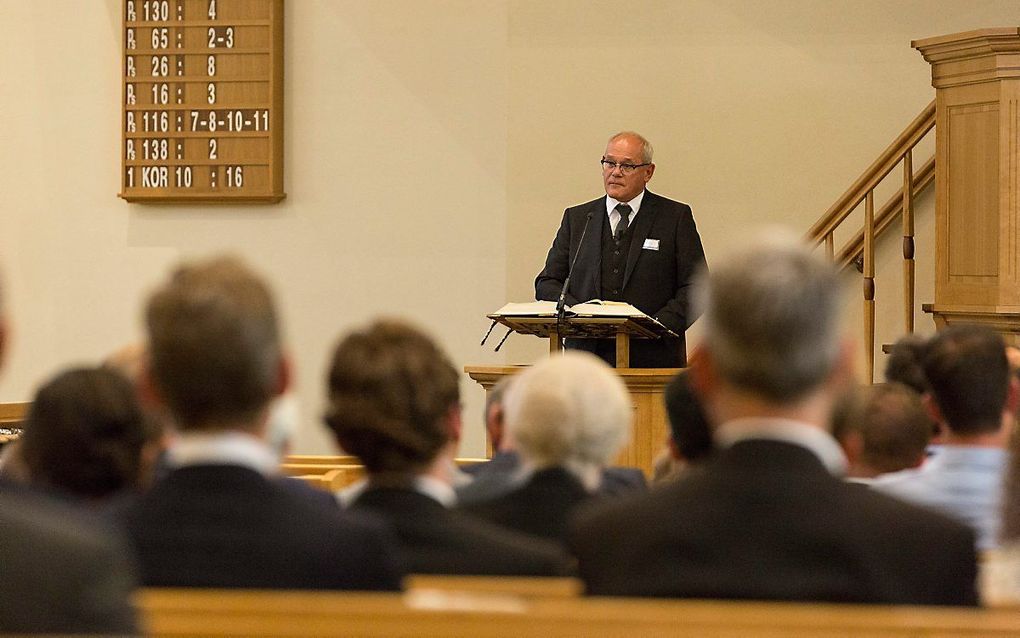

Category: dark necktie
[614, 203, 632, 242]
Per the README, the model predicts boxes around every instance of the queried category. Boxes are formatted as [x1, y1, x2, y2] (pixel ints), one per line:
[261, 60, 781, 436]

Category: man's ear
[826, 338, 857, 391]
[138, 356, 166, 410]
[687, 346, 713, 398]
[922, 392, 946, 429]
[0, 318, 8, 373]
[445, 404, 463, 444]
[838, 430, 864, 467]
[274, 353, 292, 397]
[1005, 375, 1020, 416]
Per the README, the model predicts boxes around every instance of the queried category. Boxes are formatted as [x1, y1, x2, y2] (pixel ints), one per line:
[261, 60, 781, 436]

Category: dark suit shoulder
[0, 492, 138, 634]
[355, 486, 570, 576]
[124, 465, 402, 590]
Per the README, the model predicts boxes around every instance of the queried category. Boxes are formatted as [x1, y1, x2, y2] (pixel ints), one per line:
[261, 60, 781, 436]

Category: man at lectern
[535, 131, 707, 367]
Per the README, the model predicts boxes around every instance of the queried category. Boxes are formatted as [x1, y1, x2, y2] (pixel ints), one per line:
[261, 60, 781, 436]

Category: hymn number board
[121, 0, 285, 203]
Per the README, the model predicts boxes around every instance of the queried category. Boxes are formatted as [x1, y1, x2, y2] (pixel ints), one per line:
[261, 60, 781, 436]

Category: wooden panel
[120, 0, 284, 204]
[465, 365, 675, 477]
[0, 402, 29, 426]
[947, 102, 999, 279]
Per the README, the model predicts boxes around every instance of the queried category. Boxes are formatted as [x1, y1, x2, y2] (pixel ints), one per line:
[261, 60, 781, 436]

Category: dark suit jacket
[456, 450, 646, 506]
[121, 465, 402, 590]
[351, 485, 570, 576]
[460, 466, 594, 543]
[569, 439, 978, 605]
[535, 191, 707, 367]
[0, 489, 138, 634]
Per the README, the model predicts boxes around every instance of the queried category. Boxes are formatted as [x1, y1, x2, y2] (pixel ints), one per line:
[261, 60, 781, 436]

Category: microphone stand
[555, 211, 595, 346]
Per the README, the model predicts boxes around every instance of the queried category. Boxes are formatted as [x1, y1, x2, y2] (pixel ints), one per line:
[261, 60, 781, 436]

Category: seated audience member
[460, 376, 515, 478]
[873, 325, 1017, 551]
[457, 378, 644, 506]
[884, 334, 930, 395]
[884, 333, 944, 448]
[325, 319, 570, 576]
[121, 256, 402, 590]
[1, 490, 139, 634]
[0, 271, 138, 634]
[983, 422, 1020, 603]
[652, 371, 714, 483]
[460, 352, 631, 542]
[18, 366, 159, 501]
[830, 383, 930, 482]
[569, 233, 978, 605]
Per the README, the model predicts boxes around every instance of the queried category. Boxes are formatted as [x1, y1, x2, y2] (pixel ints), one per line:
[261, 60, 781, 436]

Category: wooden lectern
[466, 305, 680, 477]
[913, 28, 1020, 345]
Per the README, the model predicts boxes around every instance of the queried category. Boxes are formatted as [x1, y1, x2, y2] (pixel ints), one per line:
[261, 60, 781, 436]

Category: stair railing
[806, 100, 936, 382]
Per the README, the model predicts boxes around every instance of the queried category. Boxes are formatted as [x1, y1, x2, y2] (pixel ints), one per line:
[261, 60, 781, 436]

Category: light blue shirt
[871, 445, 1008, 550]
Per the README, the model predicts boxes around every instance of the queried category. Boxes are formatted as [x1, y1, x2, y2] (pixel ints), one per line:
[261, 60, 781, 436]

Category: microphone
[557, 211, 595, 326]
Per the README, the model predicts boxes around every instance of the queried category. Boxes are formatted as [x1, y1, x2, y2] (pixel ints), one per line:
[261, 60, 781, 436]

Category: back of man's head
[504, 352, 630, 488]
[923, 325, 1008, 435]
[831, 383, 930, 477]
[664, 373, 713, 463]
[697, 234, 842, 402]
[144, 255, 282, 430]
[484, 376, 514, 452]
[325, 319, 460, 475]
[884, 334, 930, 394]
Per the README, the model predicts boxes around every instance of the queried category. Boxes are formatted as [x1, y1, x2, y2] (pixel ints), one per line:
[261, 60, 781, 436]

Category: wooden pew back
[138, 588, 1020, 638]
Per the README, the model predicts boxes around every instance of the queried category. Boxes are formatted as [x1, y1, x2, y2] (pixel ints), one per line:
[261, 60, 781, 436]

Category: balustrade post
[864, 191, 876, 383]
[902, 150, 915, 334]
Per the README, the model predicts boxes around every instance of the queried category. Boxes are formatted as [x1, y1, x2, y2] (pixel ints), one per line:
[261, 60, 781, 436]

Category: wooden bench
[404, 575, 583, 598]
[138, 587, 1020, 638]
[281, 456, 490, 480]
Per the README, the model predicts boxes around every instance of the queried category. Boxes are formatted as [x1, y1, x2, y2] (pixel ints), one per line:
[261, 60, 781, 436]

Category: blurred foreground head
[325, 319, 461, 476]
[21, 366, 156, 499]
[694, 232, 847, 409]
[144, 255, 287, 432]
[503, 351, 631, 490]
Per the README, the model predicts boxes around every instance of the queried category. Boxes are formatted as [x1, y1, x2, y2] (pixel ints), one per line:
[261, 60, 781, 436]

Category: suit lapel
[575, 198, 606, 301]
[622, 191, 658, 289]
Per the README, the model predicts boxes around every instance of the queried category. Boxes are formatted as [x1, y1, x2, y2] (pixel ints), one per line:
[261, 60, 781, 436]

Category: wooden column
[913, 28, 1020, 342]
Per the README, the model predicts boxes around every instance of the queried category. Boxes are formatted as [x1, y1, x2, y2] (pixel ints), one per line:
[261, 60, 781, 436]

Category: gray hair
[696, 233, 841, 401]
[609, 131, 654, 164]
[504, 352, 631, 489]
[145, 255, 282, 429]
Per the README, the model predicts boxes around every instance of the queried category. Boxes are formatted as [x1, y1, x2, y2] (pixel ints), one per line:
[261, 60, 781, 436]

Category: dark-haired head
[664, 373, 714, 463]
[20, 366, 155, 499]
[324, 319, 460, 477]
[923, 325, 1009, 436]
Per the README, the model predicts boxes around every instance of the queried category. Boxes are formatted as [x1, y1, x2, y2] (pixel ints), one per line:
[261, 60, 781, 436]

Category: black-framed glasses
[601, 158, 650, 175]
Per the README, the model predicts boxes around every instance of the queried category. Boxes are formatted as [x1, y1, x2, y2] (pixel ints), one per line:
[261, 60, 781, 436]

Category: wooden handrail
[834, 155, 935, 269]
[807, 100, 935, 242]
[805, 99, 936, 383]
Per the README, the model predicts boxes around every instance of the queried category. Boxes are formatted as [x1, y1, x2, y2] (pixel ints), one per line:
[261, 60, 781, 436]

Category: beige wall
[0, 2, 1016, 455]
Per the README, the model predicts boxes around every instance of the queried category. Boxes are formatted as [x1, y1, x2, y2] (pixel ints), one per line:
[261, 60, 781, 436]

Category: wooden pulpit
[467, 303, 681, 477]
[913, 28, 1020, 345]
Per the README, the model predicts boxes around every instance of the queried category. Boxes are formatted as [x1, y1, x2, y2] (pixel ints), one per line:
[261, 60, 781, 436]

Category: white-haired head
[504, 351, 632, 490]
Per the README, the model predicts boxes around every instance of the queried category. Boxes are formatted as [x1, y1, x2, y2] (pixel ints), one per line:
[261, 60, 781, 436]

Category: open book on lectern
[480, 300, 678, 352]
[491, 300, 648, 318]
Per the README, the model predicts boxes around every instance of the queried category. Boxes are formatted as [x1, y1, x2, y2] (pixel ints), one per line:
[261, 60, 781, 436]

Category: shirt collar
[606, 189, 646, 218]
[715, 417, 848, 476]
[167, 431, 280, 476]
[413, 475, 458, 508]
[340, 474, 458, 509]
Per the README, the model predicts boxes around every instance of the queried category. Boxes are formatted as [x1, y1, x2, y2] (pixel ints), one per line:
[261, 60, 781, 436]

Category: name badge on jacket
[643, 238, 660, 251]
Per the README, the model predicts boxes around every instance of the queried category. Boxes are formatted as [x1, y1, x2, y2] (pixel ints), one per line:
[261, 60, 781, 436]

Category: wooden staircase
[806, 101, 936, 382]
